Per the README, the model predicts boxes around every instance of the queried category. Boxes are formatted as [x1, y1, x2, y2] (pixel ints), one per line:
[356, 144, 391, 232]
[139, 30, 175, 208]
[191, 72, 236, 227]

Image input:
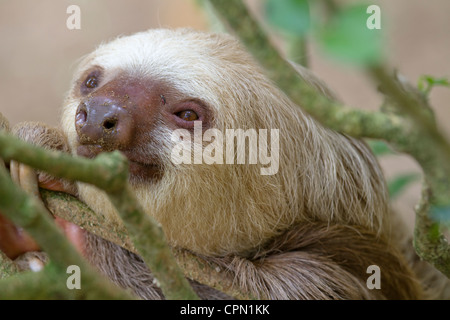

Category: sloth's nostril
[75, 106, 87, 128]
[102, 118, 117, 130]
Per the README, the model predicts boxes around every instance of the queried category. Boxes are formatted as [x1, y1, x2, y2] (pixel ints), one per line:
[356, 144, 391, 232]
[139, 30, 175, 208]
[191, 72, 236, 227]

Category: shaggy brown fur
[210, 223, 423, 299]
[6, 28, 450, 299]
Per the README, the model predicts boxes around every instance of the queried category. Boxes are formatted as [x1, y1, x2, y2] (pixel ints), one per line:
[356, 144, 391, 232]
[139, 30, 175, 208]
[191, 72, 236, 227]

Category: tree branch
[0, 160, 136, 299]
[0, 262, 135, 300]
[41, 189, 249, 299]
[0, 251, 19, 280]
[0, 130, 199, 299]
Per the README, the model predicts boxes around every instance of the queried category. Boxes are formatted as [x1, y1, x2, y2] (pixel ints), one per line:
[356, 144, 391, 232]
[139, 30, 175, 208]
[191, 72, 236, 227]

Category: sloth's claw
[14, 251, 49, 272]
[10, 160, 42, 200]
[9, 160, 20, 187]
[0, 161, 47, 262]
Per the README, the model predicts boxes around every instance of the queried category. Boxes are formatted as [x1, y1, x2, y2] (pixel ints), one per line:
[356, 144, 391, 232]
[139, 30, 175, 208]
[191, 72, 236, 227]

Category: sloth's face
[61, 30, 242, 184]
[72, 66, 212, 182]
[61, 30, 271, 187]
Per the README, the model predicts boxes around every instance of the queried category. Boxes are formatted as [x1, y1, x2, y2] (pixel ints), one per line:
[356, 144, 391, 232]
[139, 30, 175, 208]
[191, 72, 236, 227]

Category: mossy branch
[40, 189, 249, 300]
[0, 158, 135, 299]
[0, 131, 199, 300]
[207, 0, 450, 277]
[0, 127, 249, 299]
[0, 251, 19, 280]
[0, 262, 135, 300]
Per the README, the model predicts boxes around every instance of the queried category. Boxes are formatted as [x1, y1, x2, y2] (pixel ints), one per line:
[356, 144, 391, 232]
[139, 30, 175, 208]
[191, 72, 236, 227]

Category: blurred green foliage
[366, 139, 420, 200]
[366, 139, 395, 157]
[265, 0, 310, 36]
[264, 0, 383, 66]
[418, 75, 449, 97]
[315, 4, 383, 66]
[388, 173, 420, 200]
[431, 205, 450, 224]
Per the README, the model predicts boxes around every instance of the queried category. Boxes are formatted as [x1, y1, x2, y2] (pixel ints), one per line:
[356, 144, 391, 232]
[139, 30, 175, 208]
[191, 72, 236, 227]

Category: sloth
[1, 28, 448, 300]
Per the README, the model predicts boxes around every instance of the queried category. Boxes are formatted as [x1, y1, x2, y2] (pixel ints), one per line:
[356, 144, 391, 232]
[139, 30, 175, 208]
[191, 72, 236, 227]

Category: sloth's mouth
[76, 144, 163, 182]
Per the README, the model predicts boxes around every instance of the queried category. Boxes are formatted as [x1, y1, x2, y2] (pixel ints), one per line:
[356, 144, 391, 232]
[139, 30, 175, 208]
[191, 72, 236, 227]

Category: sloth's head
[61, 29, 388, 256]
[63, 29, 275, 181]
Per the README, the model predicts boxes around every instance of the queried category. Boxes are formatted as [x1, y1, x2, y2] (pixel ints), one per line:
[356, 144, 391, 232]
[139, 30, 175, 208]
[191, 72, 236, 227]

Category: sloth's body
[8, 29, 450, 299]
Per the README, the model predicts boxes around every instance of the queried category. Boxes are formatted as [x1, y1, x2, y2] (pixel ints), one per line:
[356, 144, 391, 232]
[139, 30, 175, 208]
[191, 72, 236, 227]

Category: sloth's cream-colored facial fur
[61, 28, 388, 257]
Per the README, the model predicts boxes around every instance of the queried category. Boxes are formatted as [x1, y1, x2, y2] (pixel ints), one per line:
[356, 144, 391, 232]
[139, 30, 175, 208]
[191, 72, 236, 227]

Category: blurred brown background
[1, 0, 449, 229]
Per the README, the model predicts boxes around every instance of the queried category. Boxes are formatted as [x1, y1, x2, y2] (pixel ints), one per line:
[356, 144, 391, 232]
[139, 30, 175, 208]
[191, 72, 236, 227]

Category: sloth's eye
[85, 75, 98, 89]
[176, 110, 199, 121]
[80, 70, 102, 95]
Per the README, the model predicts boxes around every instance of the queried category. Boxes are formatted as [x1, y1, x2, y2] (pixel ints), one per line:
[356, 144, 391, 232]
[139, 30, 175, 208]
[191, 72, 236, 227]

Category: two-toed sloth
[3, 29, 450, 299]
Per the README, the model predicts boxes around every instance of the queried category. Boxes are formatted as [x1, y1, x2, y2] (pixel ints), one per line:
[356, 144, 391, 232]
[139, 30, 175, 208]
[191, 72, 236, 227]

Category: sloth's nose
[75, 98, 134, 149]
